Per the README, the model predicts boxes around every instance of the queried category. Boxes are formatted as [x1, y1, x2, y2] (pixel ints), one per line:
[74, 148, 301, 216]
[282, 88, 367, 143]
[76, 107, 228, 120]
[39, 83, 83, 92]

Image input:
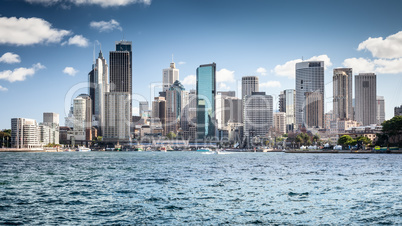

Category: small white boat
[76, 146, 91, 152]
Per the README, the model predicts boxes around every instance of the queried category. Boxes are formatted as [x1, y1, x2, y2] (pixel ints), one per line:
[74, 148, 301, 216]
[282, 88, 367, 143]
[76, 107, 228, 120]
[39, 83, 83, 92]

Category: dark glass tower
[196, 63, 216, 140]
[109, 41, 132, 118]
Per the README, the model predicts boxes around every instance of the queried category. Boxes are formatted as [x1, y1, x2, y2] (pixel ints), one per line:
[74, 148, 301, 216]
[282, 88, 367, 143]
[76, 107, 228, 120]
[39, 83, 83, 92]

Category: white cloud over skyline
[25, 0, 151, 7]
[63, 67, 78, 76]
[256, 67, 267, 76]
[62, 35, 89, 47]
[342, 57, 402, 74]
[0, 63, 45, 82]
[0, 52, 21, 64]
[272, 54, 332, 79]
[90, 19, 122, 32]
[0, 85, 8, 92]
[0, 17, 71, 46]
[181, 75, 196, 86]
[358, 31, 402, 59]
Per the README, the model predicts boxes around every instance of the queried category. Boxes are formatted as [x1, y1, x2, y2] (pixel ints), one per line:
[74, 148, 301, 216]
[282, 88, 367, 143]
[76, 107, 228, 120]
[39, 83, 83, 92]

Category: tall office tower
[376, 96, 385, 125]
[274, 112, 286, 135]
[295, 61, 324, 128]
[242, 76, 259, 99]
[196, 63, 216, 140]
[110, 41, 132, 118]
[11, 118, 40, 148]
[73, 94, 92, 141]
[104, 93, 131, 141]
[43, 112, 60, 144]
[284, 89, 296, 131]
[223, 97, 243, 125]
[181, 89, 197, 133]
[355, 73, 377, 126]
[305, 92, 324, 128]
[243, 92, 273, 139]
[216, 91, 237, 129]
[139, 101, 149, 116]
[152, 96, 167, 134]
[89, 50, 109, 134]
[333, 68, 353, 120]
[395, 105, 402, 116]
[279, 91, 286, 112]
[163, 61, 179, 92]
[166, 80, 185, 135]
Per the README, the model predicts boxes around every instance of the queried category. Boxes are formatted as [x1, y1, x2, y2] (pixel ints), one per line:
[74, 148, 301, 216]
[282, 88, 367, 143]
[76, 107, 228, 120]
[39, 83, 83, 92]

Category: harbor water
[0, 152, 401, 224]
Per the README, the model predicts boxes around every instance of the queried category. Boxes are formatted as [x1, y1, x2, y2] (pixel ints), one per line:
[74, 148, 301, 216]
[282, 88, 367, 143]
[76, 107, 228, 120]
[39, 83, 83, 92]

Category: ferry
[76, 146, 91, 152]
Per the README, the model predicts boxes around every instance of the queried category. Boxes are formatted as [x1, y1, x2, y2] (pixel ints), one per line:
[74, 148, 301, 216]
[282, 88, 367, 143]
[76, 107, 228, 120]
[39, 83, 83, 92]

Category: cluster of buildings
[9, 39, 402, 148]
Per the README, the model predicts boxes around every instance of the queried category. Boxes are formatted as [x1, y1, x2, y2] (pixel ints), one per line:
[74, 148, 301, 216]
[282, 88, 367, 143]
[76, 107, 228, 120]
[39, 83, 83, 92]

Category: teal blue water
[1, 152, 401, 224]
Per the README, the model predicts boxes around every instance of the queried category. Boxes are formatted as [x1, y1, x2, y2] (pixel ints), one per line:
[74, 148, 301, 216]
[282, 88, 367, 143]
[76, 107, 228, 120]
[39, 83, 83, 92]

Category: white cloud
[178, 61, 186, 65]
[256, 67, 267, 76]
[0, 63, 45, 82]
[358, 31, 402, 59]
[25, 0, 151, 7]
[0, 52, 21, 64]
[342, 58, 375, 74]
[181, 75, 196, 86]
[90, 19, 122, 32]
[260, 81, 281, 88]
[218, 82, 230, 90]
[63, 67, 78, 76]
[0, 17, 71, 46]
[342, 57, 402, 74]
[0, 85, 8, 91]
[216, 68, 235, 83]
[62, 35, 89, 47]
[273, 55, 332, 79]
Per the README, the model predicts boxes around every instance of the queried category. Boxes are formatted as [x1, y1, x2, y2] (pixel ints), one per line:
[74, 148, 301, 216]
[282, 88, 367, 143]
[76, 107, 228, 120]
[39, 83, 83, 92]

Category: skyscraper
[243, 92, 273, 139]
[104, 92, 131, 141]
[355, 73, 377, 126]
[279, 89, 296, 131]
[333, 68, 353, 120]
[43, 112, 59, 144]
[163, 61, 179, 92]
[73, 94, 92, 141]
[196, 63, 216, 140]
[242, 76, 259, 99]
[274, 112, 286, 135]
[89, 50, 108, 134]
[110, 41, 132, 118]
[305, 92, 324, 128]
[376, 96, 385, 125]
[295, 61, 324, 128]
[166, 80, 185, 135]
[395, 105, 402, 117]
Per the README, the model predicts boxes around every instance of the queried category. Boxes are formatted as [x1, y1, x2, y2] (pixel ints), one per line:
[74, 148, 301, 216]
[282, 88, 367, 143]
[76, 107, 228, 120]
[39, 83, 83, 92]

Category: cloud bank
[0, 63, 45, 82]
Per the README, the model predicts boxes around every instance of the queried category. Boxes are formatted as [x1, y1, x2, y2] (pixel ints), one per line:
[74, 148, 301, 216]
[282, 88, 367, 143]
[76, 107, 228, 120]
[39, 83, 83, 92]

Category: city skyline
[1, 0, 402, 129]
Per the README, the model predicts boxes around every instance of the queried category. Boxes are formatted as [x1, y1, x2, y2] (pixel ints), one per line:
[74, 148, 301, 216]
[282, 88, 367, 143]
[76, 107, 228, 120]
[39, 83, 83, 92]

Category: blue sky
[1, 0, 402, 129]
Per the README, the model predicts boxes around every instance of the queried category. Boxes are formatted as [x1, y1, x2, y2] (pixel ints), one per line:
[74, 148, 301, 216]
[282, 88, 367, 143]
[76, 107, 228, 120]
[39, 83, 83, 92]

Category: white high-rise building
[42, 112, 59, 144]
[163, 62, 179, 92]
[104, 92, 131, 141]
[355, 73, 377, 126]
[295, 61, 324, 128]
[11, 118, 40, 148]
[89, 50, 108, 134]
[71, 94, 92, 141]
[333, 68, 353, 120]
[242, 76, 259, 99]
[376, 96, 385, 125]
[243, 92, 273, 138]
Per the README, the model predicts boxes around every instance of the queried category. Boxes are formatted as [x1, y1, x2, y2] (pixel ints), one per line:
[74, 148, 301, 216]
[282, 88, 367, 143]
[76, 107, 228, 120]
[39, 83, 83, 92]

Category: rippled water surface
[1, 152, 401, 224]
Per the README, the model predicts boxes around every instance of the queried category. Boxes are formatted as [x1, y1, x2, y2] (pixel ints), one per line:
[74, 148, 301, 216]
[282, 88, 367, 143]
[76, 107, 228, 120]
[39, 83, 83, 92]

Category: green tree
[166, 132, 176, 140]
[338, 135, 354, 147]
[296, 133, 310, 145]
[283, 133, 288, 137]
[381, 116, 402, 147]
[356, 136, 372, 146]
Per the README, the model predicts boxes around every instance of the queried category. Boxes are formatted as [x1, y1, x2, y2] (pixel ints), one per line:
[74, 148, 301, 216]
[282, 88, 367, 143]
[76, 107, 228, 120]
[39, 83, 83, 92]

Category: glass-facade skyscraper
[295, 61, 324, 128]
[196, 63, 216, 140]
